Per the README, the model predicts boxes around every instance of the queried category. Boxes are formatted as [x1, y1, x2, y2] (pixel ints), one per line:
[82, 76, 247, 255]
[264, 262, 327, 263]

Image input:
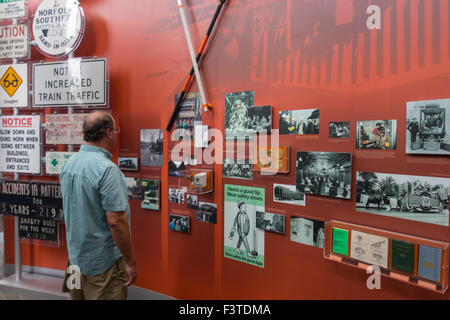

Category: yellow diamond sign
[0, 66, 23, 97]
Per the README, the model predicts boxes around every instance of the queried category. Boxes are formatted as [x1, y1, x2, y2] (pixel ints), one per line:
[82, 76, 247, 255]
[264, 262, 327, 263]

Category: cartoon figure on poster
[224, 184, 264, 268]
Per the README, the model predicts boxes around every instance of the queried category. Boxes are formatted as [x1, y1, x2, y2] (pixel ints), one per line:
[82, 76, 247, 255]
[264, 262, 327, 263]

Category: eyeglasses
[109, 127, 120, 133]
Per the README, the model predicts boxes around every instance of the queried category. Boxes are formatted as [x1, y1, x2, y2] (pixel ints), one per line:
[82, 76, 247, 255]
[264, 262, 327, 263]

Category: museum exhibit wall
[2, 0, 450, 299]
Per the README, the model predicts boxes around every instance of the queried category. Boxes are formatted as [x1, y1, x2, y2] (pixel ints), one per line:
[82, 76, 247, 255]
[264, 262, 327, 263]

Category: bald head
[83, 111, 115, 142]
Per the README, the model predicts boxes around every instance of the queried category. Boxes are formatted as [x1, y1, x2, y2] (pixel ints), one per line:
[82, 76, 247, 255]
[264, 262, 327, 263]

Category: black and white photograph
[168, 188, 185, 204]
[225, 91, 255, 140]
[140, 129, 163, 167]
[141, 179, 160, 211]
[279, 109, 319, 135]
[173, 92, 202, 141]
[186, 194, 199, 209]
[356, 120, 397, 150]
[329, 121, 350, 138]
[168, 160, 186, 177]
[290, 216, 324, 248]
[169, 214, 190, 233]
[195, 202, 217, 224]
[296, 151, 352, 199]
[118, 157, 138, 171]
[124, 177, 142, 200]
[356, 172, 450, 226]
[406, 98, 450, 154]
[256, 211, 285, 234]
[273, 183, 305, 206]
[246, 105, 272, 134]
[223, 158, 253, 180]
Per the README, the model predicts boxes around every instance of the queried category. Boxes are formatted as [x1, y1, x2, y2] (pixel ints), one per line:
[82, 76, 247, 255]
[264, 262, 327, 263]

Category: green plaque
[332, 228, 349, 256]
[391, 239, 415, 274]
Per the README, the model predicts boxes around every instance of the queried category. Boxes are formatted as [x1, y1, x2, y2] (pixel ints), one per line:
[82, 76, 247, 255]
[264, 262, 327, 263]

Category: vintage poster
[350, 230, 389, 268]
[224, 184, 265, 268]
[406, 98, 450, 155]
[45, 113, 88, 144]
[0, 115, 40, 173]
[45, 151, 75, 174]
[356, 171, 450, 226]
[224, 91, 255, 141]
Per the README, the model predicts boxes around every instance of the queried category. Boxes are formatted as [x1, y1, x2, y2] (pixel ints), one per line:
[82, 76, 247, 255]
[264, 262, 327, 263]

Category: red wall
[4, 0, 450, 299]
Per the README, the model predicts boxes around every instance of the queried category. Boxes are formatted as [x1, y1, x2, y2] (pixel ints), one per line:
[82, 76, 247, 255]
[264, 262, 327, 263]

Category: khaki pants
[62, 258, 128, 300]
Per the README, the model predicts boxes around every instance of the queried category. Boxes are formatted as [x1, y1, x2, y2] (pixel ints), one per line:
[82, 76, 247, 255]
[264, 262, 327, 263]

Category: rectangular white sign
[0, 115, 41, 174]
[0, 24, 28, 59]
[33, 58, 107, 107]
[0, 63, 28, 108]
[0, 0, 25, 20]
[45, 113, 88, 144]
[350, 230, 389, 269]
[45, 151, 75, 174]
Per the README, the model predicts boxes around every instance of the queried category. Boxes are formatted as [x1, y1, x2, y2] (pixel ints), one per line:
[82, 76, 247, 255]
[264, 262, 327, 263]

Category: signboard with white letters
[0, 0, 26, 20]
[33, 58, 107, 107]
[0, 24, 28, 60]
[0, 115, 41, 174]
[0, 63, 28, 108]
[45, 113, 88, 144]
[32, 0, 84, 57]
[45, 151, 75, 174]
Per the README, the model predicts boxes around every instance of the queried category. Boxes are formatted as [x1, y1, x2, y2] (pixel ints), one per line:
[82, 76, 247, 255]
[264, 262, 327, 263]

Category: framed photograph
[406, 98, 450, 154]
[140, 129, 163, 167]
[168, 160, 185, 177]
[356, 120, 397, 149]
[168, 188, 185, 204]
[186, 194, 199, 209]
[247, 105, 272, 134]
[296, 151, 352, 199]
[356, 171, 450, 226]
[169, 214, 190, 233]
[118, 157, 138, 171]
[141, 179, 160, 210]
[173, 92, 202, 141]
[329, 121, 350, 138]
[273, 183, 305, 206]
[256, 211, 285, 234]
[223, 158, 253, 180]
[290, 216, 325, 248]
[124, 177, 142, 200]
[224, 91, 255, 140]
[195, 202, 217, 224]
[279, 109, 319, 135]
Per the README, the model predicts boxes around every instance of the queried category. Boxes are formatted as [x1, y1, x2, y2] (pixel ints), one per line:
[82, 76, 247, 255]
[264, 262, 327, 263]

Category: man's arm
[106, 211, 137, 286]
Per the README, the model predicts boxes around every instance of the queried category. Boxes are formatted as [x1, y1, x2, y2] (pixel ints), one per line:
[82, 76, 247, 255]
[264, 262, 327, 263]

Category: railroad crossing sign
[1, 66, 22, 97]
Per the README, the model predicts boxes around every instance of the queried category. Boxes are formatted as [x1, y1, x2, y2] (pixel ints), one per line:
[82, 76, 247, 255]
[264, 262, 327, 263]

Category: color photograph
[141, 179, 160, 210]
[279, 109, 319, 135]
[118, 157, 138, 171]
[169, 214, 190, 233]
[356, 120, 397, 150]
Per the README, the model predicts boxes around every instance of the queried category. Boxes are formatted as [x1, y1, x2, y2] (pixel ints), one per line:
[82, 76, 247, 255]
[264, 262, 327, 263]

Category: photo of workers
[223, 158, 253, 180]
[246, 105, 272, 134]
[256, 211, 285, 234]
[290, 216, 325, 248]
[356, 120, 397, 150]
[296, 151, 352, 200]
[279, 109, 319, 135]
[169, 214, 190, 233]
[168, 188, 185, 204]
[356, 171, 450, 226]
[406, 98, 450, 154]
[329, 121, 350, 138]
[225, 91, 255, 140]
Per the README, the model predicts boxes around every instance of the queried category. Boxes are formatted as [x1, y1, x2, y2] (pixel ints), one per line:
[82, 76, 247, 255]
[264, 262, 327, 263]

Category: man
[279, 113, 290, 134]
[363, 126, 389, 149]
[305, 118, 315, 134]
[229, 200, 255, 258]
[297, 119, 306, 134]
[407, 118, 419, 143]
[60, 111, 137, 300]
